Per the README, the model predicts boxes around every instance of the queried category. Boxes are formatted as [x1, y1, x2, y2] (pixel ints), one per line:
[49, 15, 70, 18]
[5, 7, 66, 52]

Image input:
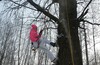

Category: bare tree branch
[10, 0, 36, 10]
[82, 0, 92, 13]
[83, 20, 100, 26]
[77, 0, 93, 21]
[27, 0, 59, 23]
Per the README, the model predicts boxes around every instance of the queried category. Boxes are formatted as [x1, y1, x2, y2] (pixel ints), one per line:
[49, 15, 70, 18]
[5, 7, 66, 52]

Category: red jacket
[30, 24, 43, 42]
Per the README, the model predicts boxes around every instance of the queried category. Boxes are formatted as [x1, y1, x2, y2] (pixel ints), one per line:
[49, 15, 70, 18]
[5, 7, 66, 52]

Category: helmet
[31, 24, 37, 29]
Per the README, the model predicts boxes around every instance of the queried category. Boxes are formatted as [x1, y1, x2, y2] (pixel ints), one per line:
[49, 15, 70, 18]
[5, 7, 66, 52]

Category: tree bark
[56, 0, 83, 65]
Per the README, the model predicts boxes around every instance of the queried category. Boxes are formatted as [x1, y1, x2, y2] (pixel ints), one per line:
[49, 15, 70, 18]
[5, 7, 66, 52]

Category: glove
[39, 29, 43, 36]
[32, 48, 36, 51]
[40, 29, 43, 34]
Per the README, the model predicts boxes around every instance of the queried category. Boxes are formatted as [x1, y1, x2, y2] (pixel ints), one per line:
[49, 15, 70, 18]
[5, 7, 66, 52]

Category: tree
[27, 0, 83, 65]
[0, 22, 15, 65]
[57, 0, 83, 65]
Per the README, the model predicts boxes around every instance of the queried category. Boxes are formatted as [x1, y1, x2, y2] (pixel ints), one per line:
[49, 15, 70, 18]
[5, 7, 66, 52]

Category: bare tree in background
[1, 0, 100, 65]
[0, 22, 15, 65]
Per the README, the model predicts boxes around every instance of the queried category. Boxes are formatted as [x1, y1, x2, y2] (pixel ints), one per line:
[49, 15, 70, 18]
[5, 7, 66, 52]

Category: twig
[78, 0, 93, 20]
[83, 20, 100, 26]
[10, 0, 37, 11]
[44, 27, 57, 30]
[82, 0, 92, 13]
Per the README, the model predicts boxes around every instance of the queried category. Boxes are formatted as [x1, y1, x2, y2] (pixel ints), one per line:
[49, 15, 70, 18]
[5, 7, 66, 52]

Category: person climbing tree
[29, 24, 58, 64]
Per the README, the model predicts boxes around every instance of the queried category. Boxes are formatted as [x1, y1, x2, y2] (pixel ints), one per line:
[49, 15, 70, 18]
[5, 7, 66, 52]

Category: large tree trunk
[56, 0, 83, 65]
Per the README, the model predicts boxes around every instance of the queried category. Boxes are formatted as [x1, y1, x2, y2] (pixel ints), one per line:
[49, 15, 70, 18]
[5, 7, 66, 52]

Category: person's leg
[39, 42, 56, 62]
[32, 42, 39, 49]
[40, 37, 57, 47]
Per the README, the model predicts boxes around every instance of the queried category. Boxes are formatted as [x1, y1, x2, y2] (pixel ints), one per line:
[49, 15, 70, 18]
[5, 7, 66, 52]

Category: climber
[29, 24, 58, 64]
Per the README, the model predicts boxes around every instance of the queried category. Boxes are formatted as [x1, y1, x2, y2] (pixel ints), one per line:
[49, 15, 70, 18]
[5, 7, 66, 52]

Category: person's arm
[35, 29, 44, 41]
[39, 29, 43, 37]
[34, 30, 43, 41]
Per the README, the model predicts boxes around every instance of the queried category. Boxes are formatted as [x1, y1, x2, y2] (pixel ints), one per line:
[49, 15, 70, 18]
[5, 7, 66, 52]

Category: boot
[52, 58, 58, 65]
[50, 42, 58, 47]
